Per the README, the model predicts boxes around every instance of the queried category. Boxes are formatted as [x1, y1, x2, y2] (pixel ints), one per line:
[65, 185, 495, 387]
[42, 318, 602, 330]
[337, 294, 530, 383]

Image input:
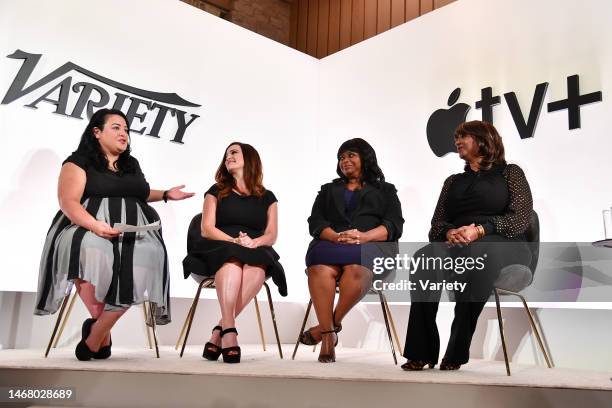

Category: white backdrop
[318, 0, 612, 244]
[0, 0, 319, 300]
[1, 0, 611, 304]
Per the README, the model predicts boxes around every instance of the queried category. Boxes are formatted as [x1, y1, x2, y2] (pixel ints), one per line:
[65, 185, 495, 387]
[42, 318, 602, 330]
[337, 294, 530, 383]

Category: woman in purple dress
[302, 138, 404, 363]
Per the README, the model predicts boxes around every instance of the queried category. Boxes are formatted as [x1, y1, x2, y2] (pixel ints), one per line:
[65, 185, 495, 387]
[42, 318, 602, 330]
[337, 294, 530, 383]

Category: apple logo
[426, 88, 471, 157]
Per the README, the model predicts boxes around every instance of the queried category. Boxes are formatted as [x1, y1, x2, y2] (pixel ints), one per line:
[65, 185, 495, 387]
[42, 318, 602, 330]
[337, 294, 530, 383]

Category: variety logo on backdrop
[1, 49, 201, 144]
[426, 74, 603, 157]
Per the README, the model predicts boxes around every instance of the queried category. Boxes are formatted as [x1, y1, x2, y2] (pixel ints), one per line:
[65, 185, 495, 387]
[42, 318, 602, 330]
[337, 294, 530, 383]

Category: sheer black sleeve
[491, 164, 533, 238]
[428, 174, 457, 242]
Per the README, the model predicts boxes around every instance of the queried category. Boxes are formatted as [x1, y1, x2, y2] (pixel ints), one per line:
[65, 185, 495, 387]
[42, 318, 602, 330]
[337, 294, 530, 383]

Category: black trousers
[402, 235, 531, 365]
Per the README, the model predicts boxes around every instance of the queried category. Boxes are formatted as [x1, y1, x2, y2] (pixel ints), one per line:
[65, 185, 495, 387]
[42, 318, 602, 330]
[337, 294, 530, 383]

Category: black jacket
[307, 179, 404, 251]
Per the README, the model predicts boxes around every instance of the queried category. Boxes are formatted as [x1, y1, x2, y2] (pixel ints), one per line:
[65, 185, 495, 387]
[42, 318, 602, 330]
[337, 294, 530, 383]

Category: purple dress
[306, 189, 381, 267]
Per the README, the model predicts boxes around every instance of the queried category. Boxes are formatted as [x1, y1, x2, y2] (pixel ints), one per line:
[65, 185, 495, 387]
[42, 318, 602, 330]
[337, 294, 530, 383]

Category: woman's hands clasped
[336, 229, 369, 245]
[445, 223, 480, 246]
[234, 231, 260, 248]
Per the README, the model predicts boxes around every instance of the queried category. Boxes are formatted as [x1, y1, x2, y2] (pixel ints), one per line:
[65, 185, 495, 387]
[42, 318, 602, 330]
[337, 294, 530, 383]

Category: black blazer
[307, 179, 404, 252]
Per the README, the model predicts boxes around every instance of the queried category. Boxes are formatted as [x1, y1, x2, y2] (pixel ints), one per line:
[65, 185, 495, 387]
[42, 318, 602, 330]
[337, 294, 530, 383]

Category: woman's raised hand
[166, 185, 195, 201]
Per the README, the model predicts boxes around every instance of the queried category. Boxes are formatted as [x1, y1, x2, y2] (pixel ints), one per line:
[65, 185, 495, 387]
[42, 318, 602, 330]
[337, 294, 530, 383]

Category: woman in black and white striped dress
[35, 108, 194, 360]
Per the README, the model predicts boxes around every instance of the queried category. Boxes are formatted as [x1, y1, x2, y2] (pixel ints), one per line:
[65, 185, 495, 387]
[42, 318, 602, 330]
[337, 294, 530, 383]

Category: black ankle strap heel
[203, 325, 223, 361]
[221, 327, 241, 364]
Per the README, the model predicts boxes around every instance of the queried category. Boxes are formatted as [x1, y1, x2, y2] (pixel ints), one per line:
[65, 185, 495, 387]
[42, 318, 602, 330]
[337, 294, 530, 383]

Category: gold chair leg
[175, 303, 194, 350]
[498, 288, 553, 368]
[254, 296, 267, 351]
[263, 282, 283, 359]
[147, 301, 160, 358]
[44, 294, 70, 357]
[377, 290, 397, 365]
[143, 303, 153, 349]
[382, 292, 403, 356]
[494, 289, 511, 376]
[53, 291, 78, 348]
[180, 279, 209, 357]
[292, 299, 312, 360]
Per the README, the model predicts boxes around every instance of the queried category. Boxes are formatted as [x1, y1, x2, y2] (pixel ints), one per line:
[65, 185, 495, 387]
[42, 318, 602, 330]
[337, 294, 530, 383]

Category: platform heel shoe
[202, 325, 223, 361]
[75, 318, 97, 361]
[220, 327, 241, 364]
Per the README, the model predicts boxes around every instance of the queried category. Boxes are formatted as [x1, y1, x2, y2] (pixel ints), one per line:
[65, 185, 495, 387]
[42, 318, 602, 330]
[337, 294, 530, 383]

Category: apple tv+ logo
[426, 74, 603, 157]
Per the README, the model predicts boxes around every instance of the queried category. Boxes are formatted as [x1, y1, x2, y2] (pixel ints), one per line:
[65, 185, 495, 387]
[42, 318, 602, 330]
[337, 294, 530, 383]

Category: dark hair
[215, 142, 265, 200]
[336, 138, 385, 186]
[455, 120, 506, 171]
[75, 108, 137, 173]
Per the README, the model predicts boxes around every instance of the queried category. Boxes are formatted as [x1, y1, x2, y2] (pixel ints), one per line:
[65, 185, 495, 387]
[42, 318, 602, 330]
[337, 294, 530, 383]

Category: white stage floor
[1, 345, 611, 407]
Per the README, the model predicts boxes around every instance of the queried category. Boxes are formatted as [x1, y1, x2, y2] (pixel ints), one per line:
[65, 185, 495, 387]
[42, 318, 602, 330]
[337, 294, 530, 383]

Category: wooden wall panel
[291, 0, 456, 58]
[364, 0, 378, 40]
[339, 0, 352, 50]
[317, 0, 330, 58]
[351, 0, 365, 45]
[377, 0, 391, 33]
[434, 0, 455, 7]
[290, 1, 299, 48]
[420, 0, 434, 14]
[306, 0, 319, 56]
[328, 1, 341, 54]
[391, 0, 405, 28]
[296, 0, 309, 52]
[405, 0, 420, 21]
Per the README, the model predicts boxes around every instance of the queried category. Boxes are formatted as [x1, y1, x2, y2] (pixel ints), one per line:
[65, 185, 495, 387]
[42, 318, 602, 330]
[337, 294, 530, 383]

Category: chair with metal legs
[291, 284, 402, 365]
[177, 213, 283, 359]
[175, 277, 283, 358]
[44, 285, 160, 358]
[492, 211, 553, 376]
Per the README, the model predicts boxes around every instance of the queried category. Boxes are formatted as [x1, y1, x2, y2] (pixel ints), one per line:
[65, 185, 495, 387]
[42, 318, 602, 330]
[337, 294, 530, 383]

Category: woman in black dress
[302, 138, 404, 363]
[183, 142, 286, 363]
[402, 120, 533, 371]
[35, 108, 194, 361]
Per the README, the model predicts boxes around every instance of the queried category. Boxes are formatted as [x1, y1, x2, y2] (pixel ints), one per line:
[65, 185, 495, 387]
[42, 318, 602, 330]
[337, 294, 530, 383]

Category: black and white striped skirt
[34, 196, 170, 323]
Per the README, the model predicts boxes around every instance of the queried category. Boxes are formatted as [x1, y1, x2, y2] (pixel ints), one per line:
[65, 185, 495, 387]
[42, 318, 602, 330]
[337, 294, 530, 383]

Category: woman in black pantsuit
[402, 120, 533, 371]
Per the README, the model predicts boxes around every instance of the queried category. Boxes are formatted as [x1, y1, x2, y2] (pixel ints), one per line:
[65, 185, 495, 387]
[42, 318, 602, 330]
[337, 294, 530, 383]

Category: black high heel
[300, 313, 342, 346]
[203, 325, 223, 361]
[221, 328, 241, 364]
[317, 330, 337, 363]
[401, 360, 436, 371]
[75, 318, 97, 361]
[440, 359, 461, 371]
[93, 335, 112, 360]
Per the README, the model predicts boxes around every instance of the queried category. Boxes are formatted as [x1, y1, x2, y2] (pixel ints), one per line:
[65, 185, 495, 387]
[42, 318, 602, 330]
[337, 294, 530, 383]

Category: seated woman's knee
[308, 264, 340, 280]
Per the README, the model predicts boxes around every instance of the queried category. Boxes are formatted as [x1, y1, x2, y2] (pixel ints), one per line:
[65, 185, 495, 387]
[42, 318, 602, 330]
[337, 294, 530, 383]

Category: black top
[205, 184, 277, 239]
[429, 163, 533, 241]
[64, 152, 150, 202]
[308, 179, 404, 243]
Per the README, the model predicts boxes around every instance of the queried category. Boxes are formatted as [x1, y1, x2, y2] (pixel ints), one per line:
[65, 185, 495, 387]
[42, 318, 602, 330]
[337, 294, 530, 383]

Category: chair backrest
[525, 211, 540, 275]
[187, 213, 203, 253]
